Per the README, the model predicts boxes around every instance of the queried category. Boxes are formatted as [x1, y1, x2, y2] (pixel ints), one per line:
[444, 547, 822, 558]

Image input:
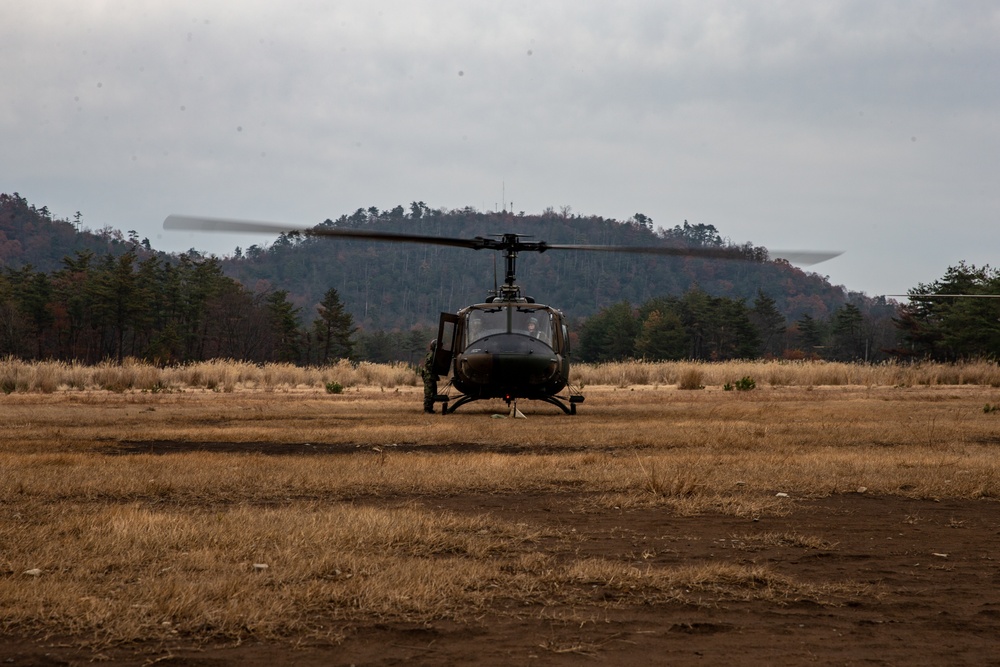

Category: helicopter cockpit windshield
[515, 309, 553, 344]
[464, 307, 555, 346]
[465, 309, 503, 344]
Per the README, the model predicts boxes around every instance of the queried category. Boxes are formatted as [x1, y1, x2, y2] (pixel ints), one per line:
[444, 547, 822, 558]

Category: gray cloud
[2, 0, 997, 296]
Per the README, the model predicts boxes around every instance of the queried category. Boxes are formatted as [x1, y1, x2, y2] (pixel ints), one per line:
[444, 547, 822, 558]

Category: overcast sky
[3, 1, 997, 298]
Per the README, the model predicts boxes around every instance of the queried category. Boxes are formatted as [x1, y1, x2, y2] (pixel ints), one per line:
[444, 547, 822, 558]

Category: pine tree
[8, 266, 56, 358]
[750, 290, 786, 357]
[312, 288, 356, 363]
[578, 301, 639, 362]
[265, 290, 302, 363]
[831, 304, 866, 361]
[795, 313, 825, 355]
[634, 309, 688, 360]
[896, 262, 1000, 360]
[0, 272, 31, 356]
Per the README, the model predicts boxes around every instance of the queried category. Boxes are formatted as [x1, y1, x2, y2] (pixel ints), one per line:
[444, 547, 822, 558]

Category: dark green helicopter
[164, 215, 840, 415]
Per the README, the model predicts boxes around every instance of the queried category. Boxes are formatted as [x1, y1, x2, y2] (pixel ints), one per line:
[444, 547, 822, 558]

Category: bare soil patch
[5, 488, 1000, 665]
[4, 385, 1000, 665]
[111, 440, 624, 456]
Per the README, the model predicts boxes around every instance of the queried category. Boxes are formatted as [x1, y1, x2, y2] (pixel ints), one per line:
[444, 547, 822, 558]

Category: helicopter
[164, 214, 841, 414]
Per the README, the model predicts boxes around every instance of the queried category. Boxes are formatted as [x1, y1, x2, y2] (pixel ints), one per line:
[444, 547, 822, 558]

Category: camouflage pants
[422, 375, 438, 412]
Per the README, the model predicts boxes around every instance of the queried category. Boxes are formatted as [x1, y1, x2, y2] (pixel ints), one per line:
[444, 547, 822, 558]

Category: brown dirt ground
[4, 446, 1000, 666]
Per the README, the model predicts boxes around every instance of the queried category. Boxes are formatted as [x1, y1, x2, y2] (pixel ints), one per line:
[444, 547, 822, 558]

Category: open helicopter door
[433, 313, 460, 376]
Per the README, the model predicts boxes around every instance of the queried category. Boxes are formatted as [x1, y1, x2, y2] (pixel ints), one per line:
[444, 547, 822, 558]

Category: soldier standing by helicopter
[421, 340, 439, 413]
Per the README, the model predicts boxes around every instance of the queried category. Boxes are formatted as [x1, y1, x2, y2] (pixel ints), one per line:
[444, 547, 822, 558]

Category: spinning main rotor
[163, 215, 842, 270]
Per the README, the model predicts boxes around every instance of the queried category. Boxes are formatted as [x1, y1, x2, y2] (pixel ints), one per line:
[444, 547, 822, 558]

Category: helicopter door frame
[434, 313, 460, 376]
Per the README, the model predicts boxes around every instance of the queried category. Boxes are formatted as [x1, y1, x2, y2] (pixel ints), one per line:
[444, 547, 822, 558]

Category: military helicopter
[164, 214, 840, 414]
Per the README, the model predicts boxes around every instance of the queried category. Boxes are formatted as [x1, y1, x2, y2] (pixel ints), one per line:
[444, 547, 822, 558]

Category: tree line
[2, 248, 993, 366]
[0, 249, 360, 366]
[893, 262, 1000, 361]
[576, 290, 900, 363]
[3, 193, 994, 364]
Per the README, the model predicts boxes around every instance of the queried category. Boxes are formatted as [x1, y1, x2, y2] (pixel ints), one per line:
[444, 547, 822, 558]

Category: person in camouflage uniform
[421, 340, 439, 413]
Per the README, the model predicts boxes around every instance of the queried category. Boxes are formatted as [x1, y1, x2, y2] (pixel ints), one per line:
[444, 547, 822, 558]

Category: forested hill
[0, 193, 155, 270]
[0, 193, 852, 330]
[223, 205, 849, 329]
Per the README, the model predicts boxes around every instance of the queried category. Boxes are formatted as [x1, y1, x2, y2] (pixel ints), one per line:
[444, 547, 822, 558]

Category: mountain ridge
[2, 194, 858, 331]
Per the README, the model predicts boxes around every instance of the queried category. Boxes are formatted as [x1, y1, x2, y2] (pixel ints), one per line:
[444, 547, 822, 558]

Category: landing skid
[539, 394, 584, 415]
[438, 393, 584, 415]
[439, 394, 477, 415]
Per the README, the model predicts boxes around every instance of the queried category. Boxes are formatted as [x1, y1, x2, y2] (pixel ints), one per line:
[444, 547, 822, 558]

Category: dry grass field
[2, 359, 1000, 665]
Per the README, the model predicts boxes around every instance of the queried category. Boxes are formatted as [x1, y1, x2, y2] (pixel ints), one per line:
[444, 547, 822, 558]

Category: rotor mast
[491, 233, 548, 302]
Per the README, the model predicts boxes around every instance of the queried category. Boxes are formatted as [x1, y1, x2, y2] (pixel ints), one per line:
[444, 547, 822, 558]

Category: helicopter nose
[459, 333, 558, 384]
[461, 351, 556, 384]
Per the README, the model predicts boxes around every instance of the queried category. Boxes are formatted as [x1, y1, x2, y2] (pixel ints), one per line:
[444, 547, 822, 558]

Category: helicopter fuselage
[434, 301, 582, 413]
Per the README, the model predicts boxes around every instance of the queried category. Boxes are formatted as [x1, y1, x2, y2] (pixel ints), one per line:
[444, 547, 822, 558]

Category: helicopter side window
[466, 314, 483, 344]
[534, 312, 553, 345]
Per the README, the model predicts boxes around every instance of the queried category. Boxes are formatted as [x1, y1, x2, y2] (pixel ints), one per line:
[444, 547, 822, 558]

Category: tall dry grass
[2, 357, 999, 394]
[0, 357, 420, 393]
[571, 359, 1000, 388]
[4, 386, 999, 502]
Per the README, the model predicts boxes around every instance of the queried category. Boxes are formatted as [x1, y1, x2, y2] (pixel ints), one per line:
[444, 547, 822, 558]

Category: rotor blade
[163, 215, 490, 250]
[544, 243, 842, 266]
[164, 215, 841, 264]
[888, 294, 1000, 299]
[768, 250, 843, 265]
